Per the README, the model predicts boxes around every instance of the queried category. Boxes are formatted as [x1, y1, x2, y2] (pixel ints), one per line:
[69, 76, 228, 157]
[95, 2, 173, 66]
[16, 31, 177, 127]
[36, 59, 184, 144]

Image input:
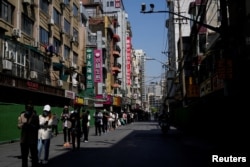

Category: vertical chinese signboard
[86, 48, 94, 89]
[126, 37, 131, 86]
[94, 49, 103, 83]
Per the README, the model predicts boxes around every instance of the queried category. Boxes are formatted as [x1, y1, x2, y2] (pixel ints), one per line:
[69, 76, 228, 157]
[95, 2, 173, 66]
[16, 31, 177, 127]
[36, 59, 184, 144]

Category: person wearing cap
[18, 101, 39, 167]
[60, 105, 72, 147]
[37, 104, 53, 164]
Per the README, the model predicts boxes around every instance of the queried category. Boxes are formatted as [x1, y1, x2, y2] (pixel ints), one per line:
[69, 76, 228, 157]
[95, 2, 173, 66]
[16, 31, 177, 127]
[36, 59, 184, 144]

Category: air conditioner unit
[2, 60, 12, 70]
[32, 40, 39, 47]
[71, 36, 77, 42]
[60, 28, 66, 34]
[30, 71, 38, 79]
[57, 80, 63, 87]
[23, 0, 31, 5]
[71, 63, 77, 69]
[12, 28, 22, 38]
[59, 56, 65, 63]
[48, 18, 54, 25]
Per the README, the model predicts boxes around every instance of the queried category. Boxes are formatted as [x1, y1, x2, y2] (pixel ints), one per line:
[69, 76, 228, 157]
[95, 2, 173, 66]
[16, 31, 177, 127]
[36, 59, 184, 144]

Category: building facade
[0, 0, 130, 112]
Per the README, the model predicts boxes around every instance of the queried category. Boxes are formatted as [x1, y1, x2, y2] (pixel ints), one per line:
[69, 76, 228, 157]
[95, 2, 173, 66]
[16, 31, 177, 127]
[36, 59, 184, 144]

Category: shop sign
[217, 59, 233, 79]
[187, 85, 199, 97]
[212, 74, 224, 91]
[200, 78, 212, 97]
[27, 81, 39, 90]
[94, 49, 103, 83]
[86, 48, 94, 89]
[113, 96, 121, 106]
[75, 97, 84, 105]
[65, 90, 75, 99]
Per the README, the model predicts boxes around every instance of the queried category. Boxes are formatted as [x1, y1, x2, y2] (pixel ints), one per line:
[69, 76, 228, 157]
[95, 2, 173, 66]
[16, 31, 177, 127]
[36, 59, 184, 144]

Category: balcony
[113, 34, 120, 43]
[112, 66, 121, 73]
[111, 83, 120, 88]
[112, 50, 120, 57]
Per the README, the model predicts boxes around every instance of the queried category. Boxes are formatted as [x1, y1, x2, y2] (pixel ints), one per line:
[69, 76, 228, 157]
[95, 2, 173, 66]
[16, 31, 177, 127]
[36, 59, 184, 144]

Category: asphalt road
[0, 121, 248, 167]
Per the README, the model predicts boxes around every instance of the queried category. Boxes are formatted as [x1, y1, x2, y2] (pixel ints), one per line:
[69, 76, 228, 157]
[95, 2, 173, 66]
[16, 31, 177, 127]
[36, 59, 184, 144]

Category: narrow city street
[0, 121, 248, 167]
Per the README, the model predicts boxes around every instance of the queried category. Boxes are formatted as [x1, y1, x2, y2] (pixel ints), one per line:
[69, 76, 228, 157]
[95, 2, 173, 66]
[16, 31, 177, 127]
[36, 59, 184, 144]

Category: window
[73, 52, 78, 65]
[21, 14, 34, 36]
[63, 0, 70, 4]
[53, 8, 61, 26]
[40, 0, 49, 13]
[39, 27, 49, 45]
[53, 37, 61, 55]
[64, 19, 70, 35]
[73, 3, 78, 16]
[0, 0, 14, 24]
[110, 1, 114, 7]
[73, 28, 78, 41]
[15, 49, 26, 78]
[64, 45, 70, 60]
[30, 51, 43, 73]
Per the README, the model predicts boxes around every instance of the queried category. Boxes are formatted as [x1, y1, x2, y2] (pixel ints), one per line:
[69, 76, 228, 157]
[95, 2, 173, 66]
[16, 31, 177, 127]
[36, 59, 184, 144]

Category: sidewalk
[0, 124, 134, 167]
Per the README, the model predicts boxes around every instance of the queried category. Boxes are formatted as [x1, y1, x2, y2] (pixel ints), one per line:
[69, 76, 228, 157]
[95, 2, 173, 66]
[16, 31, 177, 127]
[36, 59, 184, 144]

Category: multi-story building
[0, 0, 130, 112]
[165, 0, 192, 108]
[167, 0, 250, 141]
[146, 82, 163, 113]
[131, 49, 145, 110]
[0, 0, 86, 106]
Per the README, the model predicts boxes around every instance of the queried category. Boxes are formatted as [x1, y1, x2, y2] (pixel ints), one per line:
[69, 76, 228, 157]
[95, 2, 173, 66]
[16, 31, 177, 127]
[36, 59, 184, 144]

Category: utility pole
[177, 0, 186, 107]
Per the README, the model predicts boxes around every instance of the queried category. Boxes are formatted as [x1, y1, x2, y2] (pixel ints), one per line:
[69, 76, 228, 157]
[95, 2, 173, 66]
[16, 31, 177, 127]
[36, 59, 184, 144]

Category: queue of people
[18, 102, 134, 166]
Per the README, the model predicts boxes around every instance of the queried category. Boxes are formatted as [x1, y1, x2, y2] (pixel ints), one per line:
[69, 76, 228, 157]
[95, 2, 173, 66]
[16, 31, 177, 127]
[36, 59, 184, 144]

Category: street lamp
[140, 3, 220, 33]
[145, 57, 177, 72]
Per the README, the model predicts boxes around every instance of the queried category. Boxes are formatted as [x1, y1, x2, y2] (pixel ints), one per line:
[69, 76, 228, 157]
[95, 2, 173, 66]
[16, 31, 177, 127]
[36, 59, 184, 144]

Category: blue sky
[123, 0, 169, 84]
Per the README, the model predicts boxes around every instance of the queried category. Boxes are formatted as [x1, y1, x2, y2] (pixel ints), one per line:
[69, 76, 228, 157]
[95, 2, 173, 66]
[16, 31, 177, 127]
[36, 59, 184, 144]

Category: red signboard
[126, 37, 131, 85]
[115, 0, 120, 8]
[94, 49, 103, 83]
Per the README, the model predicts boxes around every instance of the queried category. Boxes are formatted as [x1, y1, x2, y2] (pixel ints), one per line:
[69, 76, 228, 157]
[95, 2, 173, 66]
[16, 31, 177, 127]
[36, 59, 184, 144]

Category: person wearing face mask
[37, 104, 53, 164]
[70, 105, 81, 150]
[60, 105, 71, 147]
[18, 101, 39, 167]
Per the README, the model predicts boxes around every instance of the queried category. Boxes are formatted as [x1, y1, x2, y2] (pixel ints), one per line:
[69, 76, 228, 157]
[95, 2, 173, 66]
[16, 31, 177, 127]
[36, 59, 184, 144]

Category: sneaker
[84, 140, 88, 143]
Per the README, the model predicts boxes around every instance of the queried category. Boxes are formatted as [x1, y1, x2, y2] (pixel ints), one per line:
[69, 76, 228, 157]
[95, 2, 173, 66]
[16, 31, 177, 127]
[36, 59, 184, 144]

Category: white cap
[43, 104, 51, 111]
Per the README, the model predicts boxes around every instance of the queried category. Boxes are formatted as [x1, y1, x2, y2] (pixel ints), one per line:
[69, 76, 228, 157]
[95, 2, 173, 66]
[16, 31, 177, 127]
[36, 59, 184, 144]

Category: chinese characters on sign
[126, 37, 131, 86]
[86, 48, 94, 89]
[94, 49, 103, 83]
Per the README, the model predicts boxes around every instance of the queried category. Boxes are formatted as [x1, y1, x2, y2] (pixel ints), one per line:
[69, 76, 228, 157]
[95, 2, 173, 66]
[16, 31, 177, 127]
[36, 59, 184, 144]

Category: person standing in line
[70, 106, 81, 150]
[93, 109, 103, 136]
[81, 110, 90, 142]
[102, 109, 109, 134]
[108, 111, 114, 131]
[37, 104, 53, 164]
[18, 101, 39, 167]
[51, 112, 59, 136]
[60, 105, 71, 147]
